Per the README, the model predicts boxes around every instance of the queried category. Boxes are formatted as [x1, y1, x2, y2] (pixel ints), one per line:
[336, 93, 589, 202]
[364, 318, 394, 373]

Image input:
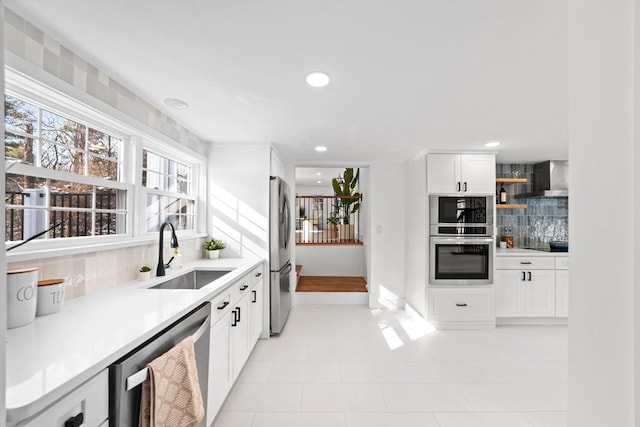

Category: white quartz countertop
[5, 255, 264, 423]
[496, 247, 569, 257]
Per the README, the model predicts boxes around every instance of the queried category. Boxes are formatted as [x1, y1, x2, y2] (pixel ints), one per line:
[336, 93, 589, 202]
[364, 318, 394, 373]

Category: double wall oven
[429, 195, 494, 285]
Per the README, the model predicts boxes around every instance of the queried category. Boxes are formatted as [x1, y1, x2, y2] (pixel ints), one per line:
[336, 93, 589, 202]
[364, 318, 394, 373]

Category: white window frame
[137, 140, 204, 238]
[5, 68, 206, 262]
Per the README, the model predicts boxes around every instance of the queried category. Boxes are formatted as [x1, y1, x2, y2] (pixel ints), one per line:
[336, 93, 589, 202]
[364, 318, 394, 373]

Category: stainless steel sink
[149, 269, 234, 290]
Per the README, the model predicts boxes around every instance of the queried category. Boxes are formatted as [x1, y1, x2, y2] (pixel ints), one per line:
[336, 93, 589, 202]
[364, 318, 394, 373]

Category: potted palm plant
[203, 238, 225, 259]
[332, 167, 361, 241]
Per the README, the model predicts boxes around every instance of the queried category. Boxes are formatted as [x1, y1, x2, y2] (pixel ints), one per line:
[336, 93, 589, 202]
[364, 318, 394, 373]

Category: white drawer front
[555, 257, 569, 270]
[232, 276, 251, 302]
[430, 289, 495, 321]
[210, 290, 232, 322]
[495, 256, 554, 270]
[250, 265, 264, 286]
[21, 370, 108, 427]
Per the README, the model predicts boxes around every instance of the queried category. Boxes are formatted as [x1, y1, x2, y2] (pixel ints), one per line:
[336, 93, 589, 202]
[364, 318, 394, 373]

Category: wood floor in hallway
[296, 276, 367, 292]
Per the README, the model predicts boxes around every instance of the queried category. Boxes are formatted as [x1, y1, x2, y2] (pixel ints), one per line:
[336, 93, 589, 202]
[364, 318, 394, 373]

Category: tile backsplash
[7, 237, 208, 300]
[3, 9, 214, 301]
[3, 7, 207, 157]
[496, 163, 569, 249]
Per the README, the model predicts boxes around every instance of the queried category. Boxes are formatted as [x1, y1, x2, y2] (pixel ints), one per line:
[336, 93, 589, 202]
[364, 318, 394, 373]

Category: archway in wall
[293, 166, 369, 305]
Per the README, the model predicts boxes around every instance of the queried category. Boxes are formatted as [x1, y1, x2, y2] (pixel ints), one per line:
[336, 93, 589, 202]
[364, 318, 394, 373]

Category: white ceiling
[5, 0, 568, 164]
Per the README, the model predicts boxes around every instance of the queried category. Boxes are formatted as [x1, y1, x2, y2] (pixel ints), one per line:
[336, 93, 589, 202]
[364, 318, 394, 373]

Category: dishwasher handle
[125, 315, 210, 391]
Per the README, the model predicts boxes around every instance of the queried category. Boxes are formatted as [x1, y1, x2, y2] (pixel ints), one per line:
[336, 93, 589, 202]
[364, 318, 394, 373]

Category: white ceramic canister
[36, 278, 66, 316]
[7, 267, 39, 329]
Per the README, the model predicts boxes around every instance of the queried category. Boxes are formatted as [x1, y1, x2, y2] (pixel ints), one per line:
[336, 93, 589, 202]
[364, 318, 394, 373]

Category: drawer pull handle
[240, 284, 249, 291]
[217, 301, 229, 310]
[520, 261, 532, 265]
[255, 272, 262, 277]
[65, 413, 84, 427]
[456, 303, 468, 307]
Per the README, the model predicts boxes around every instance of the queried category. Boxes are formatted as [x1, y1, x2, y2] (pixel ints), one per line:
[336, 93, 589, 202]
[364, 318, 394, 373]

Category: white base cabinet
[18, 370, 108, 427]
[206, 263, 264, 426]
[495, 269, 555, 317]
[427, 287, 495, 329]
[250, 276, 264, 346]
[495, 255, 569, 320]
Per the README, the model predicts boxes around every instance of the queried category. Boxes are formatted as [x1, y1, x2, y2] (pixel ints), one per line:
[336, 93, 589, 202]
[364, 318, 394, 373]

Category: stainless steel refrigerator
[269, 176, 292, 334]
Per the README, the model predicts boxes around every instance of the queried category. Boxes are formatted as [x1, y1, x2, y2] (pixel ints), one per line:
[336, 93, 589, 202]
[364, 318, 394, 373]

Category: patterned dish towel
[139, 336, 204, 427]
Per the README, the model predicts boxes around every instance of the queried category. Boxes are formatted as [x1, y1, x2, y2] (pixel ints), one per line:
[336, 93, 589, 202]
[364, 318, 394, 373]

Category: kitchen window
[141, 148, 196, 233]
[4, 70, 205, 260]
[4, 94, 129, 242]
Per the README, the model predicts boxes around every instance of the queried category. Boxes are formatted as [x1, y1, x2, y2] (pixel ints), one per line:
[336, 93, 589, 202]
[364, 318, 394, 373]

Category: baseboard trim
[294, 291, 369, 305]
[497, 317, 568, 326]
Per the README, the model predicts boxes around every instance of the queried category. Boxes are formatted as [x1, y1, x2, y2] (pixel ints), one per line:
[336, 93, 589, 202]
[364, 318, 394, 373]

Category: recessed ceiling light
[484, 141, 501, 148]
[316, 172, 322, 176]
[306, 72, 331, 88]
[317, 180, 322, 184]
[315, 146, 327, 152]
[164, 98, 189, 110]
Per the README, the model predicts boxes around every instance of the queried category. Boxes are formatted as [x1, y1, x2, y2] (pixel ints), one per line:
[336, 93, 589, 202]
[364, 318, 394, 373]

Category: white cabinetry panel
[20, 370, 108, 427]
[555, 269, 569, 317]
[427, 154, 495, 194]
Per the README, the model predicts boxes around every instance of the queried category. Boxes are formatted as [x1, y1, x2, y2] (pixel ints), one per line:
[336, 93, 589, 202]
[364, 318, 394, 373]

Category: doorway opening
[293, 166, 368, 304]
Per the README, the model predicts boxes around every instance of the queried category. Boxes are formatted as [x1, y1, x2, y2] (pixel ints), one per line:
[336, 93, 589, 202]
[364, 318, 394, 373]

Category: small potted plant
[203, 238, 225, 259]
[138, 265, 152, 281]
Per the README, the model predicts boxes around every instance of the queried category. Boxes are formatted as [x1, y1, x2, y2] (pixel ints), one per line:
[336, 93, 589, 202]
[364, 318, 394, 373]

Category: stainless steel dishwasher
[109, 302, 211, 426]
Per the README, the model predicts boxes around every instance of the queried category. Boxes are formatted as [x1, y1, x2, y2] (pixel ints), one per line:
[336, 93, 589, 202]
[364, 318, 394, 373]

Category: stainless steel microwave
[429, 195, 494, 236]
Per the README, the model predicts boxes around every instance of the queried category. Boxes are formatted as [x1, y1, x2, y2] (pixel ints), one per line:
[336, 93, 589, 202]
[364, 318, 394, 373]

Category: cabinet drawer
[555, 257, 569, 270]
[210, 290, 232, 322]
[429, 288, 495, 321]
[250, 265, 264, 286]
[495, 256, 554, 270]
[20, 370, 108, 427]
[231, 276, 251, 302]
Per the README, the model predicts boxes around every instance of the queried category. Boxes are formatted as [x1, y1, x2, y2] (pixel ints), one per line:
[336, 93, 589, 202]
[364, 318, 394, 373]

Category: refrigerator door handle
[283, 191, 291, 250]
[280, 262, 293, 276]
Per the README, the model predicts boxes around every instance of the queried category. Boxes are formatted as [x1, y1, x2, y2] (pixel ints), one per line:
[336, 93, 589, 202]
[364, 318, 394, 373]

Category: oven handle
[431, 237, 494, 244]
[125, 315, 210, 391]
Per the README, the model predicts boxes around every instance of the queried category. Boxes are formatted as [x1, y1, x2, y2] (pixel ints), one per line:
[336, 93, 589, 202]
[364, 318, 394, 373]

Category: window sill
[6, 232, 207, 263]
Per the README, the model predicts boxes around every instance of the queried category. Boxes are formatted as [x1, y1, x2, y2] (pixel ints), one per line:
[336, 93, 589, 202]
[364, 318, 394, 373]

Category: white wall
[209, 143, 292, 337]
[295, 245, 365, 276]
[209, 143, 271, 259]
[568, 2, 637, 425]
[635, 2, 640, 420]
[296, 184, 333, 196]
[403, 153, 427, 316]
[1, 5, 7, 426]
[369, 162, 406, 309]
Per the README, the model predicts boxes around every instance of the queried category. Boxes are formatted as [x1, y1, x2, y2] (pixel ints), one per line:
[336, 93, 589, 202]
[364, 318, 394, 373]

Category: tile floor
[213, 305, 568, 427]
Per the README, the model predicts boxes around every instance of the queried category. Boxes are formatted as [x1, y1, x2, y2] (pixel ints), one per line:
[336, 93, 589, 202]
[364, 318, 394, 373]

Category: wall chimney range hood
[514, 160, 568, 199]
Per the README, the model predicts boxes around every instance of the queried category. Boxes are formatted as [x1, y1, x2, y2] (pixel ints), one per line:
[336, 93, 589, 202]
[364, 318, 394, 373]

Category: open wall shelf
[496, 177, 528, 209]
[496, 178, 528, 184]
[496, 204, 528, 209]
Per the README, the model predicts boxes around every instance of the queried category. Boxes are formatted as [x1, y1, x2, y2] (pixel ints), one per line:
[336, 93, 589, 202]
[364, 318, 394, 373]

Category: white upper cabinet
[427, 153, 495, 194]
